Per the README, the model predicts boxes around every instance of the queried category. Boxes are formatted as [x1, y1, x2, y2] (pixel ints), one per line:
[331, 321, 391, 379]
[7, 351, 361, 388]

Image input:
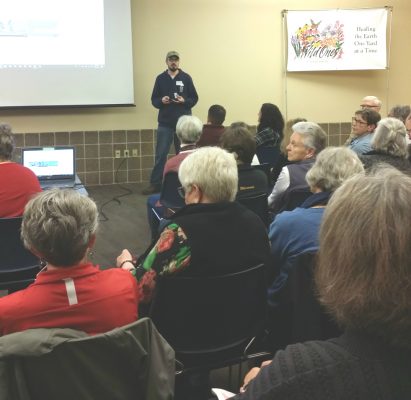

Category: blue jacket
[151, 69, 199, 128]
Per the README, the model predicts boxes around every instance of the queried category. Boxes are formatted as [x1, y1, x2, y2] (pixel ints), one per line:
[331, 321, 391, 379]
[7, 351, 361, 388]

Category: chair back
[149, 264, 267, 356]
[280, 252, 341, 343]
[0, 318, 175, 400]
[160, 171, 185, 210]
[256, 146, 280, 168]
[237, 194, 269, 227]
[272, 187, 312, 215]
[252, 163, 272, 189]
[0, 217, 41, 292]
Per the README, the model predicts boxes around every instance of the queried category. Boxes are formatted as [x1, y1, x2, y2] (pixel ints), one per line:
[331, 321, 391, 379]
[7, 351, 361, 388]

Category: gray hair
[178, 147, 238, 202]
[316, 167, 411, 349]
[388, 104, 411, 123]
[361, 95, 382, 110]
[176, 115, 203, 144]
[292, 121, 327, 155]
[21, 189, 98, 267]
[306, 147, 364, 192]
[0, 123, 14, 160]
[371, 117, 408, 158]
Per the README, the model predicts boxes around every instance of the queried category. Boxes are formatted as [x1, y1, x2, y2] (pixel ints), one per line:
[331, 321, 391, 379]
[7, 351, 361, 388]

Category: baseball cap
[166, 51, 180, 59]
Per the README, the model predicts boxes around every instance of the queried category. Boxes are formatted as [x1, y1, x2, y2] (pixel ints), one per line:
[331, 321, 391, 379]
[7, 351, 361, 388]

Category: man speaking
[142, 51, 198, 195]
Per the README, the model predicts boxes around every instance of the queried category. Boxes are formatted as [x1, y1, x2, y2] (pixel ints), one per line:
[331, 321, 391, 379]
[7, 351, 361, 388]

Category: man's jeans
[150, 125, 177, 186]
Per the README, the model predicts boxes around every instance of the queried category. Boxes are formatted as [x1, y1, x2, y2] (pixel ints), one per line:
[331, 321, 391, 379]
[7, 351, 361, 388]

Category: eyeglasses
[352, 117, 368, 125]
[177, 186, 185, 198]
[360, 104, 379, 109]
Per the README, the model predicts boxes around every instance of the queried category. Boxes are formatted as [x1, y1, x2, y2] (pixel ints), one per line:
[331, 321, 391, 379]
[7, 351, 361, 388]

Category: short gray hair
[361, 95, 382, 110]
[176, 115, 203, 144]
[0, 123, 14, 160]
[178, 147, 238, 202]
[371, 117, 408, 158]
[21, 189, 99, 267]
[306, 147, 364, 192]
[292, 121, 327, 155]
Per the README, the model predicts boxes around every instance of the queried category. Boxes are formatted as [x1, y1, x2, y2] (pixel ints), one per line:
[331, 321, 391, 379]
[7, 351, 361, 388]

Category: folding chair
[0, 217, 41, 293]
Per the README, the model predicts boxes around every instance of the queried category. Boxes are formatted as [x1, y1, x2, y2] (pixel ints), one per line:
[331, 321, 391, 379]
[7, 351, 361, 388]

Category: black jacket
[151, 69, 198, 128]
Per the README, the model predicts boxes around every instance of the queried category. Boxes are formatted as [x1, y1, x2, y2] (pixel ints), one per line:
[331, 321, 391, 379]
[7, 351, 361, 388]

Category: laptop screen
[22, 147, 75, 181]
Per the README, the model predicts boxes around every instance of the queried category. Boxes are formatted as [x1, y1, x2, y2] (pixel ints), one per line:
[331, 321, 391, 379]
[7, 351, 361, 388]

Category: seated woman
[268, 147, 364, 304]
[118, 147, 270, 303]
[220, 124, 269, 198]
[0, 189, 139, 336]
[360, 117, 411, 172]
[147, 115, 203, 239]
[230, 167, 411, 399]
[0, 123, 41, 217]
[255, 103, 284, 167]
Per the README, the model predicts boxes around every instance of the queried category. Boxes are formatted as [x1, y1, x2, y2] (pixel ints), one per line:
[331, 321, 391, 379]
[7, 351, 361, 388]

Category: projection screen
[0, 0, 134, 108]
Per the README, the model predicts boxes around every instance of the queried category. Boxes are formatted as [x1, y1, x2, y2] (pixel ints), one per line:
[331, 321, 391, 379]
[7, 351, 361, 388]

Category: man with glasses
[348, 109, 381, 155]
[360, 95, 382, 112]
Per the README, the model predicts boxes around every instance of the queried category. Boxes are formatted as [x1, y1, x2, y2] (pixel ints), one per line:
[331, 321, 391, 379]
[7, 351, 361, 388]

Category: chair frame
[149, 264, 271, 377]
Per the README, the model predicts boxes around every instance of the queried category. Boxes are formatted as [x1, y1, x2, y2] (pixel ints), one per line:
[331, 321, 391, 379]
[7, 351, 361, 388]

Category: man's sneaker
[141, 184, 161, 195]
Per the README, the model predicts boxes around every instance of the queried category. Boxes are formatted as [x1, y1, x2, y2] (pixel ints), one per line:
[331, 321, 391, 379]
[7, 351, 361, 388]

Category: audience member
[230, 167, 411, 399]
[388, 104, 410, 123]
[220, 124, 268, 198]
[271, 117, 307, 184]
[344, 95, 382, 145]
[267, 121, 326, 210]
[254, 103, 284, 166]
[0, 123, 41, 217]
[162, 115, 203, 175]
[147, 115, 203, 239]
[118, 147, 270, 303]
[360, 117, 411, 173]
[0, 189, 139, 335]
[360, 95, 382, 112]
[197, 104, 226, 147]
[347, 108, 381, 155]
[267, 147, 364, 304]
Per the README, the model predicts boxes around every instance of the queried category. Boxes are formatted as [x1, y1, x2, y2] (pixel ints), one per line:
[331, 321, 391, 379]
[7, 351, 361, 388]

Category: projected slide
[0, 0, 104, 67]
[0, 0, 134, 107]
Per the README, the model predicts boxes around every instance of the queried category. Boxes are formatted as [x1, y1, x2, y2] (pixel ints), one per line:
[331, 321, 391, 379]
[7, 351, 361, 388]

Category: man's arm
[268, 166, 290, 207]
[183, 75, 199, 108]
[151, 75, 165, 109]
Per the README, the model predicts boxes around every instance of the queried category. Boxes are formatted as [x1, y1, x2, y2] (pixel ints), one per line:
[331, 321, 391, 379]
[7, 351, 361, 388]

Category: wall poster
[285, 8, 389, 71]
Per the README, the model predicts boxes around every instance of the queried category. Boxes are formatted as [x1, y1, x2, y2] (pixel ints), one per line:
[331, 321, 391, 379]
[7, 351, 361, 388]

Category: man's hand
[162, 96, 171, 104]
[172, 95, 185, 103]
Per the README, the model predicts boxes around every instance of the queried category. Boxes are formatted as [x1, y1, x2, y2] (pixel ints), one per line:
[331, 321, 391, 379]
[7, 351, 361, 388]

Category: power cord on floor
[98, 157, 134, 222]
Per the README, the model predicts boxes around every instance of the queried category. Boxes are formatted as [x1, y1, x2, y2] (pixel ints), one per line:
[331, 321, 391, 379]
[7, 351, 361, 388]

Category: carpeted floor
[87, 183, 152, 268]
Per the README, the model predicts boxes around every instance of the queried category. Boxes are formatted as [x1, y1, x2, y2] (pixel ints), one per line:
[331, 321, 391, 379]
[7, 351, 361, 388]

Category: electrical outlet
[124, 149, 130, 158]
[115, 150, 121, 158]
[132, 148, 138, 157]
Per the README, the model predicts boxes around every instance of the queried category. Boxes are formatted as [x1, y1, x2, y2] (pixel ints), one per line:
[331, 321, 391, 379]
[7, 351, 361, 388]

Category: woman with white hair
[360, 117, 411, 172]
[147, 115, 203, 238]
[267, 147, 364, 304]
[118, 147, 270, 302]
[0, 189, 139, 335]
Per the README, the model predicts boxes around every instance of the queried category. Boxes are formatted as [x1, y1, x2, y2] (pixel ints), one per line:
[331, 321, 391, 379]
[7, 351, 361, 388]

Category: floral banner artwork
[286, 8, 388, 71]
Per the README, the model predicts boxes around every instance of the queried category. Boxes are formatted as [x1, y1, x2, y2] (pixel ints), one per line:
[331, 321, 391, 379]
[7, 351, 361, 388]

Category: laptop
[22, 146, 76, 189]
